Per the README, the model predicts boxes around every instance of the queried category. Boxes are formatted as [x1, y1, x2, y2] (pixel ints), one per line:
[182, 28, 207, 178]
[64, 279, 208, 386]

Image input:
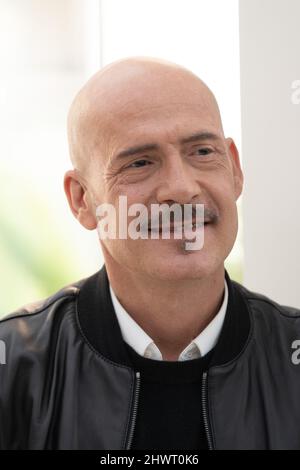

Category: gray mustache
[138, 206, 218, 231]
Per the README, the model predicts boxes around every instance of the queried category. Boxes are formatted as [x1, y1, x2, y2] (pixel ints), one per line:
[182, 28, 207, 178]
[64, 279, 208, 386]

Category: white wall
[239, 0, 300, 305]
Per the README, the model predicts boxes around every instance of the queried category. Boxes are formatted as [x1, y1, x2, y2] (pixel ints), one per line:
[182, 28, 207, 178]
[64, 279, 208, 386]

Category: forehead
[97, 98, 222, 156]
[82, 69, 223, 164]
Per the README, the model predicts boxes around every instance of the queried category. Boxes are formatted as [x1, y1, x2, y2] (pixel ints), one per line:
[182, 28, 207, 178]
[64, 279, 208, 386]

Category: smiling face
[65, 58, 243, 281]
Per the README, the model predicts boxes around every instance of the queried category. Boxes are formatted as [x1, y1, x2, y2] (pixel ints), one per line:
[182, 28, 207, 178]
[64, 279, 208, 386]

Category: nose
[156, 154, 201, 205]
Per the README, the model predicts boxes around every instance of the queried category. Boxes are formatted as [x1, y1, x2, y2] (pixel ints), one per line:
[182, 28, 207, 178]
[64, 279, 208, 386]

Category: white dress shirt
[109, 278, 228, 361]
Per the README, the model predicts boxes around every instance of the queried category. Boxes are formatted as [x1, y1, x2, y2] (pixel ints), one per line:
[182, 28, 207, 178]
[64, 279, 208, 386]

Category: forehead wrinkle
[116, 131, 223, 157]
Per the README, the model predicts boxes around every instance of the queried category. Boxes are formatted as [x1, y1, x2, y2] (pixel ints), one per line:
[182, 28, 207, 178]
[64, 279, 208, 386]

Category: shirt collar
[109, 278, 228, 360]
[189, 279, 228, 357]
[109, 284, 155, 358]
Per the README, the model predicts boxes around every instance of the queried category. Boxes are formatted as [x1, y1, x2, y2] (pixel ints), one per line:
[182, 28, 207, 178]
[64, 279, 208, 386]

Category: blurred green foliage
[0, 168, 83, 317]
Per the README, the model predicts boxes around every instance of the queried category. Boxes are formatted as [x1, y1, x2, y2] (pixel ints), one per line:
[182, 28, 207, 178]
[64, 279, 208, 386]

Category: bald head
[67, 57, 224, 175]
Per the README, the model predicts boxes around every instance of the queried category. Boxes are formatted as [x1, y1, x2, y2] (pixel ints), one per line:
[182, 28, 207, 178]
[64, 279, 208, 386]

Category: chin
[146, 253, 220, 282]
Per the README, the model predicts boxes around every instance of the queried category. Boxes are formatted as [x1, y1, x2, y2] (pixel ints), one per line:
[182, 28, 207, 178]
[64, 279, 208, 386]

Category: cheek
[103, 187, 152, 234]
[218, 204, 239, 250]
[209, 181, 238, 231]
[212, 171, 236, 202]
[111, 181, 153, 207]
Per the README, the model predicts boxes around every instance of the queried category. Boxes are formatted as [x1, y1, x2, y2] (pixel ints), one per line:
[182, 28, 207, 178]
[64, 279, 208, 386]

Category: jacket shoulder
[232, 279, 300, 319]
[0, 276, 88, 340]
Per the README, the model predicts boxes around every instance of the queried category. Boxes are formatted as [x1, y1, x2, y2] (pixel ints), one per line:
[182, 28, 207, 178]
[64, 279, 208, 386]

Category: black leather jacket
[1, 265, 300, 450]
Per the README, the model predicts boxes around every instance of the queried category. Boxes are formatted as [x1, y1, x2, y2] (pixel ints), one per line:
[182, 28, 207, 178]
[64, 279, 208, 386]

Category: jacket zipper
[202, 371, 214, 450]
[125, 371, 141, 450]
[126, 371, 212, 449]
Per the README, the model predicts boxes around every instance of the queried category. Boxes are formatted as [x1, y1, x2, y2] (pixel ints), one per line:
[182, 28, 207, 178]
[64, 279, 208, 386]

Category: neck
[105, 259, 225, 361]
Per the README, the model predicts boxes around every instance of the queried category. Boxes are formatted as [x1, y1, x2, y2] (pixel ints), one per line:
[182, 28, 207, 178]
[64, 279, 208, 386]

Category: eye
[194, 147, 213, 157]
[128, 159, 152, 168]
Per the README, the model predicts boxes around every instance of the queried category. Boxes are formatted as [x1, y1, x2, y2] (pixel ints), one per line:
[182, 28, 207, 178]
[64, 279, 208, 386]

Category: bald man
[1, 58, 300, 450]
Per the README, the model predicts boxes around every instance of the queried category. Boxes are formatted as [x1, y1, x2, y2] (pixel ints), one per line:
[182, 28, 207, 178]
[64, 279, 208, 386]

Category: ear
[226, 138, 244, 201]
[64, 170, 97, 230]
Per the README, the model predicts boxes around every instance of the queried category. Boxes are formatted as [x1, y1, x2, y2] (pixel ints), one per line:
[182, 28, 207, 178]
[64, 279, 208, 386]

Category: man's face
[80, 70, 243, 281]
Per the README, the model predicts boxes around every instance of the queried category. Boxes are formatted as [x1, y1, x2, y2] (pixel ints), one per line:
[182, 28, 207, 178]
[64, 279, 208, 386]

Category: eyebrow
[115, 131, 222, 160]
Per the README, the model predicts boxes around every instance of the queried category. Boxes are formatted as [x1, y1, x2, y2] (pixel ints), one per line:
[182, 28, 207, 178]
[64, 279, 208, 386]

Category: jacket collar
[76, 264, 251, 369]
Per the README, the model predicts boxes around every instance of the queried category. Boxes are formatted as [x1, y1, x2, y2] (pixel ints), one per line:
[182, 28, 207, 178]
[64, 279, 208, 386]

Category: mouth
[148, 221, 211, 234]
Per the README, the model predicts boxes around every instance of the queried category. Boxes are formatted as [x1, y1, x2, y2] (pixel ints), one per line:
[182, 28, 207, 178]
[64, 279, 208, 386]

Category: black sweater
[124, 342, 215, 450]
